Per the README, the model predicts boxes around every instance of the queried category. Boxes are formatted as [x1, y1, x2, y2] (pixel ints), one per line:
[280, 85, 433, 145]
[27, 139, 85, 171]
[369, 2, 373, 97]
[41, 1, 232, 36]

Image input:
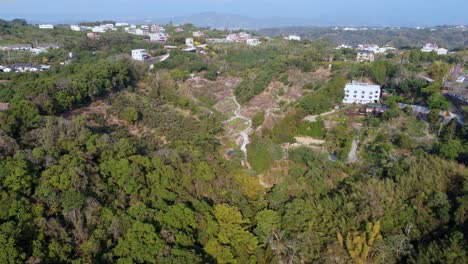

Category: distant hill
[150, 12, 316, 30]
[257, 26, 468, 50]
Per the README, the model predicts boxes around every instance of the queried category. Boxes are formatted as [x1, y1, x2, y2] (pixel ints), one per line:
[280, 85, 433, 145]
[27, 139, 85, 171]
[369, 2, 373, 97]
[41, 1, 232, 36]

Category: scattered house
[343, 81, 381, 104]
[192, 31, 205, 38]
[343, 27, 358, 31]
[2, 67, 12, 73]
[365, 103, 387, 114]
[151, 25, 165, 32]
[31, 48, 47, 55]
[3, 44, 32, 51]
[287, 35, 301, 41]
[357, 50, 375, 62]
[131, 49, 148, 61]
[135, 28, 149, 35]
[0, 103, 9, 111]
[246, 38, 261, 46]
[39, 24, 54, 29]
[185, 38, 194, 47]
[437, 48, 448, 55]
[174, 28, 184, 33]
[421, 43, 448, 55]
[70, 25, 83, 31]
[149, 33, 168, 43]
[377, 46, 396, 54]
[87, 32, 101, 40]
[335, 44, 353, 49]
[116, 22, 129, 27]
[358, 44, 379, 53]
[92, 26, 106, 33]
[227, 32, 251, 42]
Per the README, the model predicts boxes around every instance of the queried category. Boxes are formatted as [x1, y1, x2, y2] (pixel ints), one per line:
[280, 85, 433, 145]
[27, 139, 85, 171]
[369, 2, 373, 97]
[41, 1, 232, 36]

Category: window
[353, 95, 357, 98]
[354, 91, 357, 93]
[361, 96, 364, 99]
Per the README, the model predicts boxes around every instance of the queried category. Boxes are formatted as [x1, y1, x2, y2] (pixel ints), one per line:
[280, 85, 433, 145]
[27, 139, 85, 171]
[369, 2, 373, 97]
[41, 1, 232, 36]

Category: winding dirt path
[228, 96, 253, 165]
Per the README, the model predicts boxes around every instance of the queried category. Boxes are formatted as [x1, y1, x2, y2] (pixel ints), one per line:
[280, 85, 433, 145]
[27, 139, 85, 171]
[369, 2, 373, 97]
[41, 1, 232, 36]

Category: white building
[287, 35, 301, 41]
[335, 44, 353, 50]
[39, 24, 54, 29]
[421, 43, 438, 52]
[92, 26, 106, 33]
[116, 22, 129, 27]
[193, 31, 205, 38]
[246, 38, 261, 46]
[135, 28, 149, 36]
[149, 33, 168, 43]
[437, 48, 448, 55]
[70, 25, 82, 31]
[357, 50, 375, 62]
[343, 81, 381, 104]
[131, 49, 148, 61]
[185, 38, 194, 47]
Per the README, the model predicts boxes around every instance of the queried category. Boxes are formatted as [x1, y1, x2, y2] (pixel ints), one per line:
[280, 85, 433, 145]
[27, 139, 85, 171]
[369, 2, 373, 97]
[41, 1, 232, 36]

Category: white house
[287, 35, 301, 41]
[39, 24, 54, 29]
[185, 38, 194, 47]
[92, 26, 106, 33]
[246, 38, 261, 46]
[135, 28, 149, 36]
[70, 25, 83, 31]
[335, 44, 353, 50]
[193, 31, 205, 38]
[116, 22, 129, 27]
[343, 81, 381, 104]
[357, 50, 375, 62]
[131, 49, 148, 61]
[421, 43, 438, 52]
[437, 48, 448, 55]
[31, 48, 47, 55]
[149, 33, 168, 43]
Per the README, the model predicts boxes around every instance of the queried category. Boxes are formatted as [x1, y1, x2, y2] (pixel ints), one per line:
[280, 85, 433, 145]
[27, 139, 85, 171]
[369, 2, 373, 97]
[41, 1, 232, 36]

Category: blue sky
[0, 0, 467, 26]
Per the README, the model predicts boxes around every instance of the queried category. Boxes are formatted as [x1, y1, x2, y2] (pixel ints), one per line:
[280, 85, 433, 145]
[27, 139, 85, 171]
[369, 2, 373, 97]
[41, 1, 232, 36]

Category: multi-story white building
[149, 33, 168, 43]
[135, 28, 149, 36]
[131, 49, 148, 61]
[421, 43, 448, 55]
[186, 38, 194, 47]
[39, 24, 54, 29]
[116, 22, 129, 27]
[343, 81, 381, 104]
[357, 50, 375, 62]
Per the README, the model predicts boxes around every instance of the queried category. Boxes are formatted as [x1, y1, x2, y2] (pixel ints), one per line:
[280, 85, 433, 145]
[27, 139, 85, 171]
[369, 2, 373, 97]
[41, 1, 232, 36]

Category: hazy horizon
[0, 0, 467, 27]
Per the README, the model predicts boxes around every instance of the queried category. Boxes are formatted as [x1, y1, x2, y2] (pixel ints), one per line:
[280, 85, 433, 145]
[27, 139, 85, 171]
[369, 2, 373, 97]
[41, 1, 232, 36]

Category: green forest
[0, 19, 467, 263]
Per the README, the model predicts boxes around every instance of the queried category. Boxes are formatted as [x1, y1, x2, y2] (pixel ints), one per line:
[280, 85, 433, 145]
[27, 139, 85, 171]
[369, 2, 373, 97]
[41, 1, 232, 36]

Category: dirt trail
[228, 96, 252, 165]
[347, 126, 362, 163]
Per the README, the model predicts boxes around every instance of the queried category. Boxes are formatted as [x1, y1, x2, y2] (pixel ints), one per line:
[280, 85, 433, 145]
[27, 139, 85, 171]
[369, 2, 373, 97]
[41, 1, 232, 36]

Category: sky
[0, 0, 467, 26]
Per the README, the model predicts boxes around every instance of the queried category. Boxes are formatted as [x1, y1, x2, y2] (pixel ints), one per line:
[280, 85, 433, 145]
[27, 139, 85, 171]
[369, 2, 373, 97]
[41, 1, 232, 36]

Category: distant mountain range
[26, 11, 466, 31]
[149, 12, 317, 30]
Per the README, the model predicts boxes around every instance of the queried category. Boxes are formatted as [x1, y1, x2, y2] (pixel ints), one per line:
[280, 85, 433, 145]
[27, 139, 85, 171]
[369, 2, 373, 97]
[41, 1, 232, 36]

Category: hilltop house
[287, 35, 301, 41]
[186, 38, 195, 47]
[70, 25, 83, 31]
[357, 50, 375, 62]
[246, 38, 261, 46]
[39, 24, 54, 29]
[343, 81, 381, 104]
[131, 49, 148, 61]
[151, 25, 165, 32]
[87, 32, 101, 40]
[149, 33, 168, 43]
[421, 43, 448, 55]
[193, 31, 205, 38]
